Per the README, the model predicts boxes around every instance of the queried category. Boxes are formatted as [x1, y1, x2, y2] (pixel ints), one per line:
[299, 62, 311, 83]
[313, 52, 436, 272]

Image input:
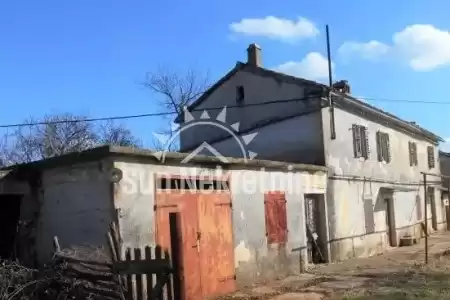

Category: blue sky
[1, 0, 450, 149]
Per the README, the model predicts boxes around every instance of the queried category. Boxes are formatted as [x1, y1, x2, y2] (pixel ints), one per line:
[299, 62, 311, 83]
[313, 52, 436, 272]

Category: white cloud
[338, 24, 450, 71]
[338, 40, 390, 61]
[274, 52, 333, 81]
[229, 16, 319, 42]
[392, 24, 450, 71]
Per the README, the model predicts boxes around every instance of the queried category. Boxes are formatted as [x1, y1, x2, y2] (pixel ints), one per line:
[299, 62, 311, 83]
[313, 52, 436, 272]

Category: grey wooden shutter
[428, 146, 435, 168]
[408, 142, 413, 166]
[352, 125, 358, 157]
[376, 132, 382, 162]
[362, 127, 369, 159]
[413, 143, 419, 166]
[385, 133, 391, 163]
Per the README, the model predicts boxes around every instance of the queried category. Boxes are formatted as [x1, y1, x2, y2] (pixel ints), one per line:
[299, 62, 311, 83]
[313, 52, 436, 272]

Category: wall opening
[304, 194, 327, 264]
[0, 194, 22, 259]
[384, 195, 397, 247]
[156, 177, 230, 191]
[427, 187, 438, 231]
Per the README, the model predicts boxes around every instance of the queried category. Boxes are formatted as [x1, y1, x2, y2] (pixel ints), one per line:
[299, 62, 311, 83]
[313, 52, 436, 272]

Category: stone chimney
[247, 43, 262, 67]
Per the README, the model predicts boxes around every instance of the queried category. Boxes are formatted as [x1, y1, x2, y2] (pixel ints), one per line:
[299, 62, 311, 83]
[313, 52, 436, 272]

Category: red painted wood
[155, 191, 202, 300]
[155, 179, 235, 300]
[264, 191, 288, 244]
[198, 192, 235, 297]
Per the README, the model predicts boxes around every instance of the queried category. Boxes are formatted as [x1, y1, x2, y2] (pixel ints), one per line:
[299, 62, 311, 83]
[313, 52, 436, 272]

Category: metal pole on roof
[423, 172, 428, 264]
[325, 25, 336, 140]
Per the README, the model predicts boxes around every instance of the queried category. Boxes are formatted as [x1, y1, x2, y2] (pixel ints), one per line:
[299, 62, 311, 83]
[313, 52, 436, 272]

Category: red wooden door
[155, 176, 235, 300]
[155, 191, 202, 300]
[197, 192, 235, 297]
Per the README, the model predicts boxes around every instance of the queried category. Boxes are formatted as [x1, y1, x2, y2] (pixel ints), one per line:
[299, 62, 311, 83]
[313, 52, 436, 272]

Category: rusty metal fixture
[110, 168, 123, 183]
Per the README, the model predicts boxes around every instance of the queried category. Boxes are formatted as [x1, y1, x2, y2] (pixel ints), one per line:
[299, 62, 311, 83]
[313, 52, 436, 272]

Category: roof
[179, 62, 442, 143]
[1, 145, 328, 176]
[440, 150, 450, 157]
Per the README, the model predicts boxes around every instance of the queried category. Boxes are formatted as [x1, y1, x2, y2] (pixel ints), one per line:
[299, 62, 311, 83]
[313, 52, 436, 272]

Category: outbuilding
[0, 145, 328, 299]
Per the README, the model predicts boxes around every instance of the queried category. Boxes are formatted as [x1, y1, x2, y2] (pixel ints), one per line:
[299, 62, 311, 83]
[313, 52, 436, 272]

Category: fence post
[169, 212, 182, 300]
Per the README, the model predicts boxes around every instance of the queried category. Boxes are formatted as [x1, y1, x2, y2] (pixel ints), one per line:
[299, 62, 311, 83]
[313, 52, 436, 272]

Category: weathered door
[385, 197, 397, 247]
[443, 194, 450, 230]
[197, 192, 235, 297]
[155, 191, 201, 300]
[155, 176, 235, 300]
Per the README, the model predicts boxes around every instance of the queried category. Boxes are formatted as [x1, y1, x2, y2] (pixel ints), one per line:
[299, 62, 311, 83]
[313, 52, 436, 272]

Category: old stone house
[177, 44, 445, 262]
[0, 145, 327, 299]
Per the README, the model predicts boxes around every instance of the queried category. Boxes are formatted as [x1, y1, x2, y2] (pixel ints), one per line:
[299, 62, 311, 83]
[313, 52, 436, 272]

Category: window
[376, 131, 391, 163]
[352, 125, 369, 159]
[427, 146, 435, 168]
[264, 191, 287, 244]
[409, 142, 418, 166]
[236, 85, 245, 105]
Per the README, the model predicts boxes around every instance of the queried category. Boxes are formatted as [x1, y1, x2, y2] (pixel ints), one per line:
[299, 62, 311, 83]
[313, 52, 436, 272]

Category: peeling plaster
[234, 240, 251, 267]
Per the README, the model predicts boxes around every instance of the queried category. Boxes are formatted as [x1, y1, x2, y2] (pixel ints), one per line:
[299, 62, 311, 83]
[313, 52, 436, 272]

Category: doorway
[385, 196, 397, 247]
[0, 194, 22, 259]
[442, 194, 450, 230]
[154, 176, 235, 300]
[428, 187, 438, 230]
[304, 194, 327, 264]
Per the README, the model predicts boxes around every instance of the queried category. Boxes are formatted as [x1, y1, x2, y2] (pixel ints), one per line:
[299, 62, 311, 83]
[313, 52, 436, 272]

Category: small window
[236, 85, 245, 105]
[409, 142, 418, 166]
[376, 131, 391, 163]
[352, 125, 369, 159]
[427, 146, 435, 169]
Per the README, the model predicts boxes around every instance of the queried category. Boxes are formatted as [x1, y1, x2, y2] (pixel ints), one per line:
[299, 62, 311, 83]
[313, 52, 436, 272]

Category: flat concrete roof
[1, 145, 328, 175]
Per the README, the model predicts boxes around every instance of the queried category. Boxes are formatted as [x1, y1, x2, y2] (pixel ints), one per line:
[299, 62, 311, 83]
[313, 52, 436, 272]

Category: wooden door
[385, 197, 396, 247]
[197, 192, 235, 297]
[155, 191, 202, 300]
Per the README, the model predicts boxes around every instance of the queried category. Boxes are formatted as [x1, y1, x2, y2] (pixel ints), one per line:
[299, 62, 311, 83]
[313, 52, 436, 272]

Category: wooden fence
[107, 213, 182, 300]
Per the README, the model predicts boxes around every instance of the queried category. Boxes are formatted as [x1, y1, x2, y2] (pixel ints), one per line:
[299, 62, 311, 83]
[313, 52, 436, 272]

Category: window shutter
[264, 194, 278, 244]
[408, 142, 413, 166]
[276, 194, 288, 243]
[414, 143, 418, 165]
[376, 132, 382, 162]
[352, 125, 358, 158]
[264, 192, 287, 244]
[416, 195, 422, 220]
[385, 134, 391, 163]
[363, 127, 370, 159]
[428, 146, 435, 168]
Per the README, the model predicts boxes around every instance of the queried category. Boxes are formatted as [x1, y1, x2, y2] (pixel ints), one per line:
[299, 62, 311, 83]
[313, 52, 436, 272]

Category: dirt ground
[218, 232, 450, 300]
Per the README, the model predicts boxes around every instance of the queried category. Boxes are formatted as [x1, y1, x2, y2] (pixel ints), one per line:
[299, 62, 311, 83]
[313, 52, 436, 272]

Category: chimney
[247, 43, 262, 67]
[332, 80, 351, 94]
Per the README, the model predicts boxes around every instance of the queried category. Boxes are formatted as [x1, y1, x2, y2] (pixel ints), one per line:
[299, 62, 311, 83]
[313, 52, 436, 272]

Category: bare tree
[144, 67, 210, 151]
[1, 113, 140, 166]
[96, 120, 142, 147]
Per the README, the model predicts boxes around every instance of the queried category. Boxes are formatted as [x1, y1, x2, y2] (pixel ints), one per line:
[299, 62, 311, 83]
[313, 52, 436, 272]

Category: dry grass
[339, 255, 450, 300]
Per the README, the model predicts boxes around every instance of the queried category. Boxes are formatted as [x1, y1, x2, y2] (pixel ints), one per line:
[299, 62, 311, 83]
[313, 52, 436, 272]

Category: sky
[1, 0, 450, 150]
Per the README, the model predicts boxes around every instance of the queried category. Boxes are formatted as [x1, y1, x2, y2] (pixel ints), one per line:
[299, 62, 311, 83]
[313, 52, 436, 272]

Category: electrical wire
[0, 95, 317, 128]
[1, 95, 450, 129]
